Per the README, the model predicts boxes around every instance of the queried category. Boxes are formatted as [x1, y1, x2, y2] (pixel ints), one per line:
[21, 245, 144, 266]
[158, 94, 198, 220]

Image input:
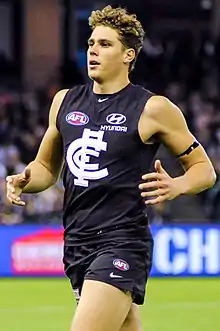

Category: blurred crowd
[0, 31, 220, 224]
[0, 85, 64, 225]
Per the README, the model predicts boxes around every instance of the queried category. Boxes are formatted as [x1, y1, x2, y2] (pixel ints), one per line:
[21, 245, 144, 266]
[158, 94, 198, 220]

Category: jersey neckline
[91, 83, 133, 100]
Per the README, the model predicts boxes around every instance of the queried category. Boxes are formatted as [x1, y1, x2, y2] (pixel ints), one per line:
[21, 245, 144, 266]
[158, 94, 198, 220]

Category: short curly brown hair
[88, 5, 145, 72]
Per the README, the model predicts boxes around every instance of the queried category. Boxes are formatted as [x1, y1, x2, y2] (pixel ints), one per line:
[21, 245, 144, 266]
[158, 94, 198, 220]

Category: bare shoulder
[145, 95, 176, 111]
[49, 89, 69, 125]
[144, 95, 186, 129]
[139, 95, 187, 142]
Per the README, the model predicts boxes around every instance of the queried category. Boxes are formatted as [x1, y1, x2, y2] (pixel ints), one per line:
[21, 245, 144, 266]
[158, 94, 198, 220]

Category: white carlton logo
[106, 113, 126, 125]
[66, 129, 108, 187]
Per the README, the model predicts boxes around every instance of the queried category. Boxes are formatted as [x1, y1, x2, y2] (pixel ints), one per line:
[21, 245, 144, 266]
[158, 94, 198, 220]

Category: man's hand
[139, 160, 181, 205]
[6, 168, 31, 206]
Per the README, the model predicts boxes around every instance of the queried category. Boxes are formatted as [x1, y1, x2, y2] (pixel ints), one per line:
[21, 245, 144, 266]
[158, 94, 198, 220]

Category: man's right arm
[22, 89, 69, 193]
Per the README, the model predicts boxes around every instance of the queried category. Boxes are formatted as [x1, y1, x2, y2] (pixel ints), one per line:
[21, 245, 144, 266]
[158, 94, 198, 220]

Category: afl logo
[113, 259, 130, 271]
[66, 111, 89, 126]
[106, 113, 126, 125]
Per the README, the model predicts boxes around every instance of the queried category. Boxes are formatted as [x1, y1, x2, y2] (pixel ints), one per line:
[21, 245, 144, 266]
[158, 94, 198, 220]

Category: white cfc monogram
[66, 129, 109, 187]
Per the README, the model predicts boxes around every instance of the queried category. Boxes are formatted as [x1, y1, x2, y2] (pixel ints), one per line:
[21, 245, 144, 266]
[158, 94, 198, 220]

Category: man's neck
[93, 77, 130, 94]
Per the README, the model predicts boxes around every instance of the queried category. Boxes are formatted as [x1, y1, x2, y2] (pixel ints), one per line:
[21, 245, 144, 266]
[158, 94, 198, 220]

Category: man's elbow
[206, 166, 217, 188]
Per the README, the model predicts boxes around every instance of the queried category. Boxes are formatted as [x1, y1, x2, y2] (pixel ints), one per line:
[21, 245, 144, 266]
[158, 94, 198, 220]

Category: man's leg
[120, 304, 142, 331]
[70, 279, 132, 331]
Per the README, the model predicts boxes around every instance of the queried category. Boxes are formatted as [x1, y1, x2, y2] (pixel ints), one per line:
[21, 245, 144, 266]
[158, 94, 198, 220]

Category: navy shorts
[63, 227, 153, 305]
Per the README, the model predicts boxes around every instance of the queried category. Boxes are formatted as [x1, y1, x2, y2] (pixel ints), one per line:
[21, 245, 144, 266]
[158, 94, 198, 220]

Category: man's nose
[89, 44, 99, 55]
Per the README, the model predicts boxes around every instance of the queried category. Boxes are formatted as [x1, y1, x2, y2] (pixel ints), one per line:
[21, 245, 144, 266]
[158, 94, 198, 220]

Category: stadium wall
[0, 225, 219, 277]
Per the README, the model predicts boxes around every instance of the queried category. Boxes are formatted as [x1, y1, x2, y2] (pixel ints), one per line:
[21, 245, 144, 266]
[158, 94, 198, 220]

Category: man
[6, 5, 216, 331]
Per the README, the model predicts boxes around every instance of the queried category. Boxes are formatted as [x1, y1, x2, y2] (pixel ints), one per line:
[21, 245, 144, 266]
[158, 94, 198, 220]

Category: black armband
[176, 141, 199, 158]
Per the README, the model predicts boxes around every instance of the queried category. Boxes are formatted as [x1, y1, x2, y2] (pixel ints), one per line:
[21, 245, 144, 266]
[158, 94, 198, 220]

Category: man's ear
[123, 48, 135, 64]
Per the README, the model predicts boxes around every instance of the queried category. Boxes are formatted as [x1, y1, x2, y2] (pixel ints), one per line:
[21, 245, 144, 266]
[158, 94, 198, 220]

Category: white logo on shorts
[113, 259, 130, 271]
[66, 128, 108, 187]
[110, 272, 123, 278]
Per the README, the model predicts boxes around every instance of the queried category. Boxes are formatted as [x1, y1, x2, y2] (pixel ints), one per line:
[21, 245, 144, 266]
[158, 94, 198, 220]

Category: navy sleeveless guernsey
[56, 83, 159, 245]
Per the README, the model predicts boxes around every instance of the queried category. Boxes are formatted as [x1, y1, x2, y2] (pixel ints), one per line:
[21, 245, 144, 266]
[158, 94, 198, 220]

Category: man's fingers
[6, 176, 14, 183]
[7, 194, 25, 206]
[7, 192, 20, 201]
[6, 182, 17, 196]
[139, 180, 167, 190]
[12, 200, 25, 206]
[141, 172, 165, 181]
[154, 159, 162, 172]
[6, 182, 24, 206]
[145, 194, 169, 205]
[141, 188, 169, 198]
[6, 174, 26, 206]
[154, 159, 168, 175]
[6, 171, 30, 185]
[7, 189, 21, 202]
[7, 184, 15, 194]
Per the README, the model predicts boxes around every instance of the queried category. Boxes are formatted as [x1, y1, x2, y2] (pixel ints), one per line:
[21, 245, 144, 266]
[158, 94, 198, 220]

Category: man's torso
[56, 83, 159, 244]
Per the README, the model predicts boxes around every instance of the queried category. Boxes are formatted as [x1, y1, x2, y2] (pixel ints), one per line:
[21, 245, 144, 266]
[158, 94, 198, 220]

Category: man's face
[87, 26, 131, 83]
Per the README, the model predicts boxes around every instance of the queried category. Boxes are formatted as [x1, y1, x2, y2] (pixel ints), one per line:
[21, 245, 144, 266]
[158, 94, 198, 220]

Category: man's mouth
[89, 60, 100, 66]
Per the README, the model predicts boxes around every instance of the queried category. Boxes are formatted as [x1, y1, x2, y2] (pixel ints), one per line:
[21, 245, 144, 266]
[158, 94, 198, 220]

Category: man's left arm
[139, 96, 216, 205]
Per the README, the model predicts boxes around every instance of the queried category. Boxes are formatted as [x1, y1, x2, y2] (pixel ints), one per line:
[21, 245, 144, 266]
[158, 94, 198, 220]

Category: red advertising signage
[11, 229, 64, 275]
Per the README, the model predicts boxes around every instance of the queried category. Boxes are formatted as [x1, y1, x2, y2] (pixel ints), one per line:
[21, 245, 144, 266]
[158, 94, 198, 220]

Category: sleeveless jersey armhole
[56, 89, 74, 132]
[136, 91, 159, 147]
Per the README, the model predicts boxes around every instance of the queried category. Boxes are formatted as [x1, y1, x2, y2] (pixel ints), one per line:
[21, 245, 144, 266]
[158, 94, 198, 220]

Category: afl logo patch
[66, 111, 89, 126]
[113, 259, 130, 271]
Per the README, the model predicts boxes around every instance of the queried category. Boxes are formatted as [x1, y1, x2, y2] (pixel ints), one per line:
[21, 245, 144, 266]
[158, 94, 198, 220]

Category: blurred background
[0, 1, 219, 330]
[1, 0, 220, 225]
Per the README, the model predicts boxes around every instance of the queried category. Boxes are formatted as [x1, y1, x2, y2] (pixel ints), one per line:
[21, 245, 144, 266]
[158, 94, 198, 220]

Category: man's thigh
[70, 279, 132, 331]
[120, 304, 142, 331]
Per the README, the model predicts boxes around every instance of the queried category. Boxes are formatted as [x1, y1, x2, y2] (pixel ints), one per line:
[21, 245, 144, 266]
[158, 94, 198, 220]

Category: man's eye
[101, 42, 110, 47]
